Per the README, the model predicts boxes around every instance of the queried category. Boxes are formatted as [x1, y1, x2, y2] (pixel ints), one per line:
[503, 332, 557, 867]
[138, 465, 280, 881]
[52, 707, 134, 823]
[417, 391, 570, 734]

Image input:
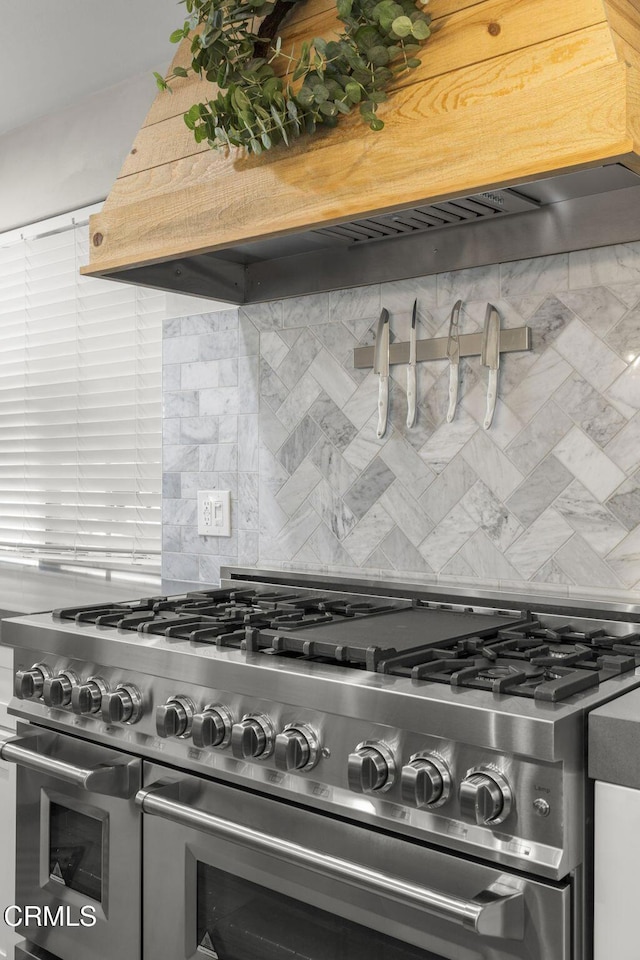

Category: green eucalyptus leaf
[170, 28, 187, 43]
[370, 116, 384, 131]
[367, 45, 389, 66]
[172, 66, 189, 78]
[406, 56, 421, 67]
[391, 15, 412, 36]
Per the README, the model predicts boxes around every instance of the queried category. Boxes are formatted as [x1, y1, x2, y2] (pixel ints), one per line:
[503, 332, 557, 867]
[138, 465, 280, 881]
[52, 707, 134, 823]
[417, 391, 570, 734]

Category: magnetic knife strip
[353, 326, 531, 368]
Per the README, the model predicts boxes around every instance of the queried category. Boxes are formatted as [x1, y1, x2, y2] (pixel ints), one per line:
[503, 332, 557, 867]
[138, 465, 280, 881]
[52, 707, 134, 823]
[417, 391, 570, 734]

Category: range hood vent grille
[312, 189, 540, 245]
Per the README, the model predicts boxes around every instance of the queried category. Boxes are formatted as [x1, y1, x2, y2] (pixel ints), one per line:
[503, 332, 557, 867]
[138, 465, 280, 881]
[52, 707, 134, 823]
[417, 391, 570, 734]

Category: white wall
[0, 70, 160, 233]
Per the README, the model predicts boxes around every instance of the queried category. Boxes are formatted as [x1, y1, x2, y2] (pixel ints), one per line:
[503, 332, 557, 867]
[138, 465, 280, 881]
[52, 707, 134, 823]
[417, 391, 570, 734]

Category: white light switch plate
[197, 490, 231, 537]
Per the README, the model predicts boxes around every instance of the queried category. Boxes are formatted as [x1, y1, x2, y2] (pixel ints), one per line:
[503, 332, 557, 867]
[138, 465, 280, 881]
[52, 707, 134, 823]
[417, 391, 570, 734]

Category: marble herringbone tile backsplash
[162, 242, 640, 601]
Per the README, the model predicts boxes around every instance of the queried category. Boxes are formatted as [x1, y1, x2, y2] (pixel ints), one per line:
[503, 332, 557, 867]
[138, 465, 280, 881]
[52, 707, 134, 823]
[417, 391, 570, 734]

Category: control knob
[43, 670, 79, 709]
[101, 684, 143, 725]
[401, 754, 451, 808]
[347, 741, 396, 793]
[274, 724, 320, 772]
[156, 696, 195, 739]
[191, 704, 233, 749]
[231, 714, 275, 760]
[14, 663, 52, 701]
[459, 769, 513, 825]
[71, 678, 108, 716]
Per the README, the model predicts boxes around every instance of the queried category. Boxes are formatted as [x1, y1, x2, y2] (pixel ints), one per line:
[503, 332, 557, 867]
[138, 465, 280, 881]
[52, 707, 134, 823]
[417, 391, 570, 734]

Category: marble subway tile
[162, 335, 201, 365]
[501, 254, 569, 298]
[282, 292, 330, 327]
[342, 413, 385, 474]
[457, 530, 521, 581]
[309, 348, 357, 408]
[460, 430, 524, 501]
[436, 264, 500, 306]
[163, 418, 181, 444]
[219, 415, 238, 444]
[553, 373, 626, 448]
[162, 473, 181, 499]
[554, 318, 626, 394]
[238, 530, 259, 565]
[343, 457, 396, 521]
[506, 348, 572, 424]
[341, 373, 379, 432]
[260, 357, 289, 412]
[309, 437, 358, 495]
[418, 503, 478, 571]
[379, 480, 434, 547]
[258, 479, 289, 536]
[506, 455, 573, 527]
[260, 406, 289, 455]
[180, 472, 219, 499]
[506, 401, 572, 475]
[238, 313, 260, 357]
[260, 331, 290, 370]
[198, 330, 239, 361]
[307, 523, 356, 567]
[554, 480, 627, 555]
[275, 373, 323, 433]
[277, 415, 323, 475]
[419, 458, 478, 524]
[237, 473, 259, 530]
[181, 310, 237, 335]
[311, 322, 359, 366]
[199, 443, 238, 472]
[329, 284, 381, 321]
[419, 409, 478, 474]
[553, 426, 625, 502]
[275, 458, 323, 517]
[182, 526, 238, 556]
[606, 472, 640, 531]
[462, 381, 524, 450]
[162, 552, 199, 582]
[605, 361, 640, 415]
[380, 275, 437, 313]
[341, 502, 395, 566]
[557, 287, 627, 338]
[460, 481, 523, 551]
[163, 444, 199, 473]
[240, 301, 283, 330]
[605, 305, 640, 363]
[163, 317, 182, 338]
[259, 446, 289, 494]
[164, 391, 200, 418]
[524, 294, 575, 350]
[198, 556, 223, 585]
[162, 524, 182, 552]
[504, 509, 573, 578]
[380, 526, 434, 574]
[276, 328, 320, 389]
[557, 534, 626, 588]
[569, 241, 640, 288]
[238, 414, 259, 471]
[308, 479, 358, 540]
[604, 413, 640, 474]
[309, 393, 358, 450]
[440, 553, 478, 579]
[180, 417, 219, 445]
[163, 364, 181, 390]
[379, 433, 435, 498]
[163, 498, 198, 526]
[531, 558, 574, 586]
[260, 502, 321, 560]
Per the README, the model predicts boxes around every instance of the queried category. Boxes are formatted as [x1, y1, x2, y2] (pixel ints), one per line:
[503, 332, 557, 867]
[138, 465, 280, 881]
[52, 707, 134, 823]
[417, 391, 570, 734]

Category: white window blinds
[0, 214, 163, 571]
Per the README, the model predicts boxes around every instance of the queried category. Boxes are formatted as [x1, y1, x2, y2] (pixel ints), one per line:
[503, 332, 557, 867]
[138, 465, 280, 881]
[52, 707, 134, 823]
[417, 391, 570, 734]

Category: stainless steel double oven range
[3, 567, 640, 960]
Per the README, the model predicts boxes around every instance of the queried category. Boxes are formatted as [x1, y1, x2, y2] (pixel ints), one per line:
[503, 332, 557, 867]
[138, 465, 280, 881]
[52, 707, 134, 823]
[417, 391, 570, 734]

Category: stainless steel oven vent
[311, 189, 540, 245]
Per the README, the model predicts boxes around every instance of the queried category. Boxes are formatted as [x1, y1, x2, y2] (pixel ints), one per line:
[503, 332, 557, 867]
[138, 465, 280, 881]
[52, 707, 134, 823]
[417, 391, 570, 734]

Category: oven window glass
[196, 863, 442, 959]
[49, 802, 103, 902]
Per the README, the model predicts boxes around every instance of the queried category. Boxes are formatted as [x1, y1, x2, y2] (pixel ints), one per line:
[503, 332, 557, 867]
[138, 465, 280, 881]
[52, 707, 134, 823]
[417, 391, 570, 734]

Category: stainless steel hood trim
[102, 165, 640, 304]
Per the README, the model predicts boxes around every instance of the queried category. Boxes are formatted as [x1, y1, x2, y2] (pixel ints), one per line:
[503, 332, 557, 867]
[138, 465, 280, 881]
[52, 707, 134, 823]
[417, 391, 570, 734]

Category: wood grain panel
[120, 0, 611, 179]
[141, 0, 606, 132]
[105, 24, 617, 211]
[85, 62, 630, 274]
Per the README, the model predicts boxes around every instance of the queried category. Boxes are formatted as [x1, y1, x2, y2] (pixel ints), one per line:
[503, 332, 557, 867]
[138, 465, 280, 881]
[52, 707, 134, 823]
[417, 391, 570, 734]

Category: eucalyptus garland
[155, 0, 432, 154]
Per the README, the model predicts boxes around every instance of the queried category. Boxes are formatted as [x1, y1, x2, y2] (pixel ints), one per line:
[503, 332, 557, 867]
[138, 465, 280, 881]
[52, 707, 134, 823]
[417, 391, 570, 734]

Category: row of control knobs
[15, 666, 512, 825]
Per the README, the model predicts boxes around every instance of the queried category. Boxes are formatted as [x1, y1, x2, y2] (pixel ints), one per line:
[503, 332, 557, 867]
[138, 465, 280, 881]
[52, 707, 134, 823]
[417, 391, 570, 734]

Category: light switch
[197, 490, 231, 537]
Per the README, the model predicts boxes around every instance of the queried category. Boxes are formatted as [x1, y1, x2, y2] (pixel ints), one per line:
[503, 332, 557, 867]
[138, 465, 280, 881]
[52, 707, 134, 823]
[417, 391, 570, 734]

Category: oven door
[138, 764, 571, 960]
[0, 726, 141, 960]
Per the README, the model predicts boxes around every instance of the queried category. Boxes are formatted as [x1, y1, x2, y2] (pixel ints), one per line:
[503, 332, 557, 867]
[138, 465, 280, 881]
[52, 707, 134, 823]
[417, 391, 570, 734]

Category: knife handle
[406, 366, 417, 428]
[484, 368, 498, 430]
[377, 376, 389, 439]
[446, 362, 459, 423]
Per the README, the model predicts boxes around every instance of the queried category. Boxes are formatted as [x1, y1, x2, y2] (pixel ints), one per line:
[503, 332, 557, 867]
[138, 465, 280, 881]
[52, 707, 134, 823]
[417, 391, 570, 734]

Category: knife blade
[481, 303, 501, 430]
[406, 299, 418, 428]
[373, 308, 390, 439]
[446, 300, 462, 423]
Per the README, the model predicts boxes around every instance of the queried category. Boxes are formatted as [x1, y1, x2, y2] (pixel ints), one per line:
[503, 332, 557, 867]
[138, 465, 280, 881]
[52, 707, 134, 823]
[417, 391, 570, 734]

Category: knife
[446, 300, 462, 423]
[373, 308, 390, 439]
[481, 303, 501, 430]
[406, 299, 417, 428]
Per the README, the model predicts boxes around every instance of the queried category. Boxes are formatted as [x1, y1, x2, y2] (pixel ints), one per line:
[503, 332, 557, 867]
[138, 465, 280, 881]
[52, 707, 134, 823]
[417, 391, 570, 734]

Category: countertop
[0, 564, 164, 620]
[589, 688, 640, 789]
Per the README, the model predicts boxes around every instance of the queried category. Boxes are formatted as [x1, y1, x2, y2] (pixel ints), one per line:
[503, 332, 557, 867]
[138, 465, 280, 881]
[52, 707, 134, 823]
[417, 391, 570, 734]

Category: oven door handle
[137, 780, 525, 940]
[0, 734, 137, 798]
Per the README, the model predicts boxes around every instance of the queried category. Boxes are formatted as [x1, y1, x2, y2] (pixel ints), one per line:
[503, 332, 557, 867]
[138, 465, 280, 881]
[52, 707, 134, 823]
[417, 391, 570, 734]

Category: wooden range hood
[82, 0, 640, 303]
